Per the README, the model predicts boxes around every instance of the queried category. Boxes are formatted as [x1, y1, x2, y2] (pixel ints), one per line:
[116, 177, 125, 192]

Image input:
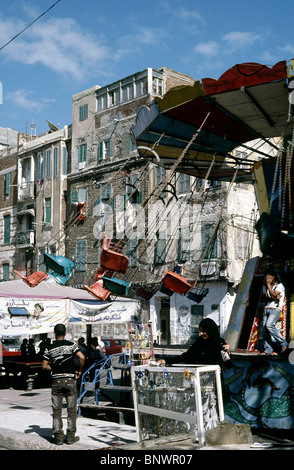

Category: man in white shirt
[260, 268, 288, 355]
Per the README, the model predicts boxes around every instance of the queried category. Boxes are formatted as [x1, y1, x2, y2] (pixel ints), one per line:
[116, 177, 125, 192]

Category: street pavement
[0, 376, 294, 452]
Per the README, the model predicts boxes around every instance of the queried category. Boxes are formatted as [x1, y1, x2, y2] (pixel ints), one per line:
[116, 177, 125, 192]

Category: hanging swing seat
[135, 286, 159, 300]
[255, 212, 294, 259]
[187, 287, 209, 303]
[100, 237, 129, 274]
[44, 253, 74, 285]
[84, 280, 111, 301]
[14, 270, 48, 288]
[102, 277, 130, 296]
[159, 284, 174, 296]
[161, 271, 192, 295]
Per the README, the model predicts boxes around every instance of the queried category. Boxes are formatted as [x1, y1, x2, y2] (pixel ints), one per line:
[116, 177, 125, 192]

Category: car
[0, 337, 21, 358]
[102, 339, 127, 355]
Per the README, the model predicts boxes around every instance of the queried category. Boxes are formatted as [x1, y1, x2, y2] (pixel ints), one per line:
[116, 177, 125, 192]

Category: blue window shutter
[4, 215, 10, 244]
[53, 148, 58, 177]
[62, 147, 68, 175]
[98, 142, 103, 161]
[75, 240, 87, 271]
[46, 150, 51, 178]
[4, 172, 11, 195]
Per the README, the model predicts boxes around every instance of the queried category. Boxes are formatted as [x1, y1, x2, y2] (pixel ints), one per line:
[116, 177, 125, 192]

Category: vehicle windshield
[2, 338, 21, 347]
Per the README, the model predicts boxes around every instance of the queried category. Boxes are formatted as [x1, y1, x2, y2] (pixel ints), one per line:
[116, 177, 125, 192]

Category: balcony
[16, 230, 34, 247]
[18, 182, 35, 200]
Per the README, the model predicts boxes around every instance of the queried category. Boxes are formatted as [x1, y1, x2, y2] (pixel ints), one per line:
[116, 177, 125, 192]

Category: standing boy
[42, 323, 85, 445]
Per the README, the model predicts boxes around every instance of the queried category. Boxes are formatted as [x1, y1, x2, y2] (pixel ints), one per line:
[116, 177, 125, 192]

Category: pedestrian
[42, 323, 85, 445]
[259, 267, 288, 355]
[157, 318, 232, 367]
[28, 338, 36, 360]
[21, 338, 29, 359]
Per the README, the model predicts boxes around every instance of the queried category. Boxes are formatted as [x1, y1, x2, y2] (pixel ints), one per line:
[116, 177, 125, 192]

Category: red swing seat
[161, 271, 191, 295]
[14, 270, 48, 288]
[100, 237, 129, 274]
[84, 280, 111, 301]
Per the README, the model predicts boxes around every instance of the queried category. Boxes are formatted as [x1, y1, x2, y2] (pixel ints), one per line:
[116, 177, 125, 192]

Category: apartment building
[65, 68, 264, 345]
[14, 125, 71, 275]
[66, 67, 196, 288]
[0, 129, 20, 281]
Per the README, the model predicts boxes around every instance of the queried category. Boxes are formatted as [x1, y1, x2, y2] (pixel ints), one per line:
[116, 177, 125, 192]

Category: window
[62, 147, 68, 175]
[201, 224, 217, 259]
[177, 173, 190, 194]
[190, 305, 204, 342]
[4, 215, 10, 244]
[3, 263, 9, 280]
[155, 166, 166, 198]
[44, 198, 51, 223]
[4, 172, 11, 196]
[78, 143, 87, 163]
[100, 183, 112, 203]
[98, 139, 111, 161]
[97, 94, 106, 112]
[108, 88, 120, 107]
[53, 148, 58, 177]
[79, 104, 88, 121]
[154, 231, 166, 264]
[135, 78, 147, 97]
[236, 225, 250, 260]
[152, 77, 163, 95]
[46, 150, 51, 179]
[126, 237, 138, 267]
[126, 174, 143, 204]
[38, 249, 46, 273]
[177, 227, 190, 262]
[122, 83, 134, 102]
[70, 187, 87, 204]
[37, 152, 44, 180]
[75, 239, 87, 271]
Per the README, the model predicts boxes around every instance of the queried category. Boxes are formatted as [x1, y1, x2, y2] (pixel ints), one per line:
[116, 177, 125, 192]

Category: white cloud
[0, 16, 109, 82]
[179, 9, 204, 22]
[7, 89, 55, 110]
[193, 41, 219, 56]
[193, 31, 261, 59]
[222, 31, 261, 50]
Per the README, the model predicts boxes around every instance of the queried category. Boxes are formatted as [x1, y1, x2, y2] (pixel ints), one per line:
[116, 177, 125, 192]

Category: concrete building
[0, 130, 32, 281]
[65, 68, 268, 345]
[66, 67, 196, 289]
[14, 125, 71, 275]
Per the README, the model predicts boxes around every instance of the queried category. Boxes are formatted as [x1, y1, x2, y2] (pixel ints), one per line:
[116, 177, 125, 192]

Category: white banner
[0, 298, 68, 336]
[69, 299, 140, 324]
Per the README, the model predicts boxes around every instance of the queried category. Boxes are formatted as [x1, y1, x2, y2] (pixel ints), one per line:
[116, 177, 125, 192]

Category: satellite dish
[46, 120, 59, 132]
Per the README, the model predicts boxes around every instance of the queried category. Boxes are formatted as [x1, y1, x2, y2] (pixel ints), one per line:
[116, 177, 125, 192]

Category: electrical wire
[0, 0, 61, 52]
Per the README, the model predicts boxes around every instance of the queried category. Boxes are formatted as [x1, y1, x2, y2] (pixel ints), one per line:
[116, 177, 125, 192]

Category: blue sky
[0, 0, 293, 135]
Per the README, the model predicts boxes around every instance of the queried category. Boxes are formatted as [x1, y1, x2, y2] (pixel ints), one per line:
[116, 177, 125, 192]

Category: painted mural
[223, 357, 294, 429]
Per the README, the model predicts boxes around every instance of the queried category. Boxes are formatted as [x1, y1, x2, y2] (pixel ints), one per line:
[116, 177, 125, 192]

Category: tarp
[131, 60, 293, 183]
[0, 279, 139, 336]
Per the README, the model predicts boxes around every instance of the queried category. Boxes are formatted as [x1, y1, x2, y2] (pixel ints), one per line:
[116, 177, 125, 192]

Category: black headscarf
[199, 318, 221, 340]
